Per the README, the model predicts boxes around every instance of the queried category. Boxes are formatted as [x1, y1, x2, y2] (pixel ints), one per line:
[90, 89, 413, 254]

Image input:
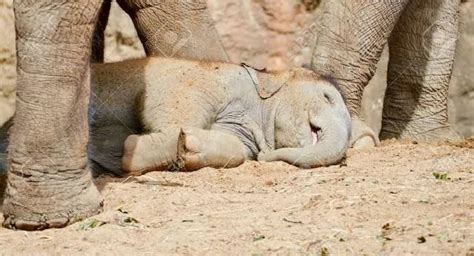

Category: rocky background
[0, 0, 15, 127]
[0, 0, 473, 138]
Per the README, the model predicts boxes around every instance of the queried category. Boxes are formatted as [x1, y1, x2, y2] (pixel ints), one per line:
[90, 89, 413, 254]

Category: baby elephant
[89, 57, 351, 175]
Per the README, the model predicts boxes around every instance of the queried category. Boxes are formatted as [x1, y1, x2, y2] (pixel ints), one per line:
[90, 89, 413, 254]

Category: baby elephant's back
[139, 58, 234, 130]
[90, 57, 232, 128]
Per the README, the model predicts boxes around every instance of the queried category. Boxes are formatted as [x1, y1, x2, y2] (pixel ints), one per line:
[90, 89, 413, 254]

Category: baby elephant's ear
[241, 64, 290, 99]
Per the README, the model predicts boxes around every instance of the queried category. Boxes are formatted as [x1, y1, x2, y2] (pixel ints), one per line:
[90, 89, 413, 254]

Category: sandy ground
[0, 140, 472, 255]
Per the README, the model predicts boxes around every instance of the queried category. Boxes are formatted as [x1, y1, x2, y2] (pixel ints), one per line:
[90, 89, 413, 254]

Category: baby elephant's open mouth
[311, 125, 322, 145]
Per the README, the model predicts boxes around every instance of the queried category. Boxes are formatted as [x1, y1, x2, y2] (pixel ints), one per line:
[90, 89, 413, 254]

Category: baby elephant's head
[248, 66, 351, 167]
[275, 68, 351, 149]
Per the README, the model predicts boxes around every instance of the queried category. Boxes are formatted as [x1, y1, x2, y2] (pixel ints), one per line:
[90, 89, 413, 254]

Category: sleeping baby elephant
[89, 57, 352, 175]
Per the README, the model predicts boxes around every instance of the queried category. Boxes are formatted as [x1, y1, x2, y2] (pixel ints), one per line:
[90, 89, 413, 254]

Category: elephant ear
[241, 63, 291, 99]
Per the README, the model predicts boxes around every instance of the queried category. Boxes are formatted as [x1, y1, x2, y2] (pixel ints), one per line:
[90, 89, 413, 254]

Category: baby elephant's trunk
[305, 109, 351, 167]
[259, 107, 351, 168]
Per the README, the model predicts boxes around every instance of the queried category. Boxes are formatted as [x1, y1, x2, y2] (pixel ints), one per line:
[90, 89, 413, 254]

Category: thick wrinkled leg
[117, 0, 228, 61]
[310, 0, 408, 147]
[0, 118, 10, 172]
[381, 0, 461, 141]
[91, 0, 111, 63]
[3, 1, 103, 230]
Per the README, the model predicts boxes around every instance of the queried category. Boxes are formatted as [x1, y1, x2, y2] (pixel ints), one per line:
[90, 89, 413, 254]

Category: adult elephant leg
[381, 0, 461, 141]
[91, 0, 112, 63]
[0, 118, 10, 172]
[3, 1, 103, 230]
[117, 0, 228, 61]
[310, 0, 408, 147]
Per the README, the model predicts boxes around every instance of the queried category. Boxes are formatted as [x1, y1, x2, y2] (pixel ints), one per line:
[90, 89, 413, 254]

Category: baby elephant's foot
[122, 130, 184, 175]
[122, 135, 146, 175]
[182, 128, 247, 171]
[350, 117, 380, 149]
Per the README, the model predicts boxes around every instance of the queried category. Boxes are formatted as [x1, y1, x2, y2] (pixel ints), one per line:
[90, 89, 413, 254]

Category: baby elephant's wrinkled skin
[89, 57, 351, 175]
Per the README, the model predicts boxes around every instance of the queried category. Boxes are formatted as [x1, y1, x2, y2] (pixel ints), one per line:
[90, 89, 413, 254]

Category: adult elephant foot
[380, 0, 461, 143]
[2, 171, 102, 230]
[350, 117, 380, 149]
[380, 118, 461, 142]
[2, 0, 104, 230]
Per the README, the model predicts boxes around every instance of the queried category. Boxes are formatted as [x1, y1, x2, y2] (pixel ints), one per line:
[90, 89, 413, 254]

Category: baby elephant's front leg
[182, 128, 247, 171]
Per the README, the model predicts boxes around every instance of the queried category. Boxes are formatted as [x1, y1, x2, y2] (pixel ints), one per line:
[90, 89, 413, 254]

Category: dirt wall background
[0, 0, 472, 138]
[0, 0, 15, 127]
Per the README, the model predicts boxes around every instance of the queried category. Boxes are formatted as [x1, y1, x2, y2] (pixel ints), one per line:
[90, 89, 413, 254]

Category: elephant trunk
[259, 108, 351, 168]
[305, 110, 351, 167]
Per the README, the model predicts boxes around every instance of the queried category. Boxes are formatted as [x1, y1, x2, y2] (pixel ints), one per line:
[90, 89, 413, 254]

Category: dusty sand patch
[0, 141, 473, 255]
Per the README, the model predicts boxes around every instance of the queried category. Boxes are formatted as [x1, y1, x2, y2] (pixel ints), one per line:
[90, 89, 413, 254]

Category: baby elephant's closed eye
[88, 57, 351, 176]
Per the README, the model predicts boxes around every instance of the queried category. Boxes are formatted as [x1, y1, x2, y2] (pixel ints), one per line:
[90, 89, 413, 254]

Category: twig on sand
[122, 176, 186, 187]
[282, 217, 303, 224]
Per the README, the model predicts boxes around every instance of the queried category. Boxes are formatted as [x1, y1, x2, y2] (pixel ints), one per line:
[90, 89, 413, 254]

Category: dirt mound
[0, 141, 472, 255]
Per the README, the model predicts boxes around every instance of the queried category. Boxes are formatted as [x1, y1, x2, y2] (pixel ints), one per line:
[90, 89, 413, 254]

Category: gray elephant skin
[88, 57, 351, 176]
[3, 0, 461, 232]
[3, 0, 229, 231]
[312, 0, 461, 147]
